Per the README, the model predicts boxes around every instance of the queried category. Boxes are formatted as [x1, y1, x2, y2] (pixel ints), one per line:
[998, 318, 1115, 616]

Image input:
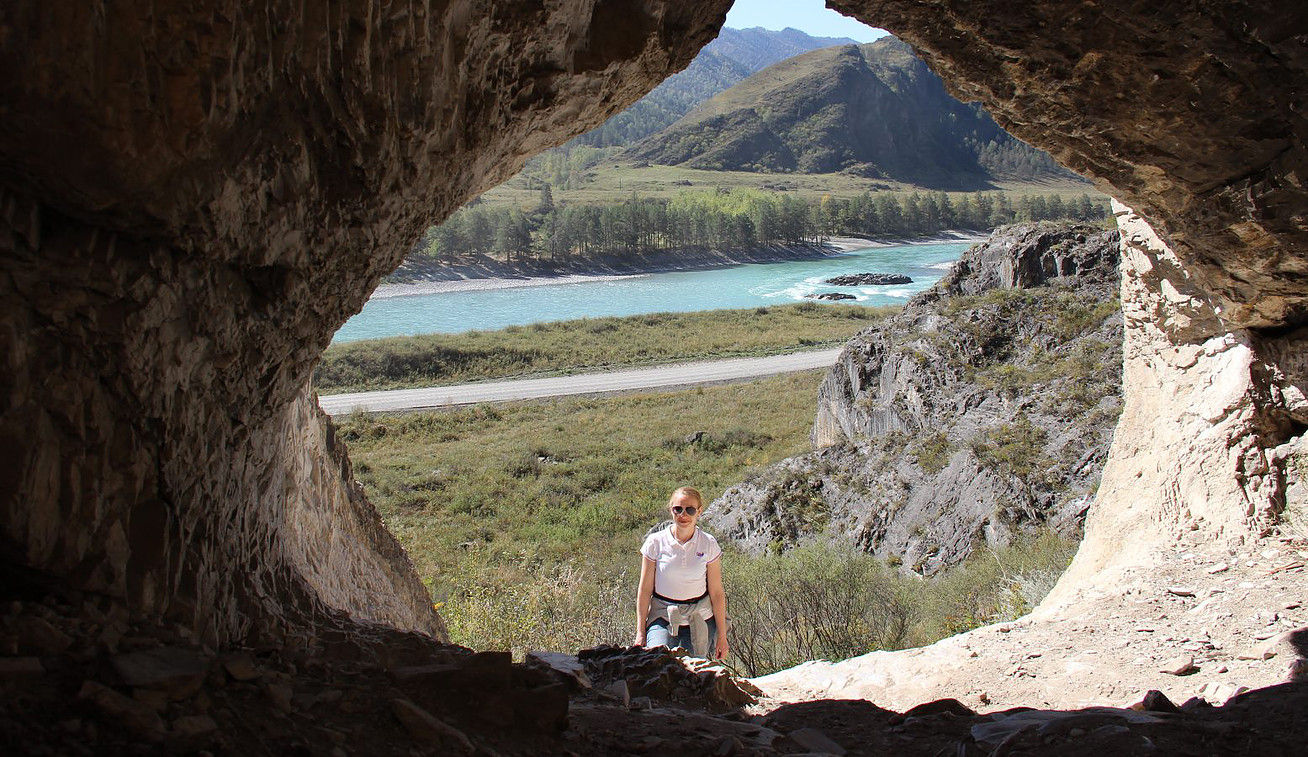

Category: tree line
[414, 188, 1109, 263]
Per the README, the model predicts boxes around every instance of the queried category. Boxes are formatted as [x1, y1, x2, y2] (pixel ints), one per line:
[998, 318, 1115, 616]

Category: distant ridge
[567, 27, 861, 149]
[626, 37, 1076, 189]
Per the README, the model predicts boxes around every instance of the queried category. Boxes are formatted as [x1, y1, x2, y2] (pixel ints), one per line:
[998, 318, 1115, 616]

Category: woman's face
[669, 493, 700, 529]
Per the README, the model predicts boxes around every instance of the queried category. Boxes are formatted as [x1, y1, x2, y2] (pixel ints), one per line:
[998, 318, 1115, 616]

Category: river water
[331, 240, 973, 342]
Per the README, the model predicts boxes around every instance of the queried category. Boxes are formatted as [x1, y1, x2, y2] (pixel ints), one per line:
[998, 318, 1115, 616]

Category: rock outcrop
[710, 224, 1122, 572]
[825, 273, 914, 286]
[1046, 202, 1308, 605]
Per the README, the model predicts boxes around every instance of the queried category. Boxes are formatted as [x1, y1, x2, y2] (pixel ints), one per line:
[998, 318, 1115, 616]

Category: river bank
[372, 231, 987, 300]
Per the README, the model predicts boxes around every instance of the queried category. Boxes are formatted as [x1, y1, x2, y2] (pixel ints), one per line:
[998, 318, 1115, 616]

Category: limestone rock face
[709, 224, 1123, 572]
[0, 0, 731, 645]
[835, 1, 1308, 329]
[1045, 203, 1308, 604]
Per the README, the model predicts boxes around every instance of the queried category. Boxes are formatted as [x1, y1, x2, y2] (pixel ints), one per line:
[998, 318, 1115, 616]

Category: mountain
[706, 223, 1122, 574]
[567, 27, 861, 149]
[626, 37, 1075, 189]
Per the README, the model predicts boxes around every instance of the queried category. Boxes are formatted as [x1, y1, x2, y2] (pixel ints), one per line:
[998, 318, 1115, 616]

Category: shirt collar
[667, 524, 697, 548]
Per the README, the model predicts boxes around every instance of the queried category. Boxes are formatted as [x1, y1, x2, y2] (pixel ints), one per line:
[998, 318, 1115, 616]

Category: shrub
[906, 528, 1076, 645]
[762, 471, 830, 545]
[971, 415, 1049, 482]
[913, 432, 953, 473]
[726, 544, 914, 676]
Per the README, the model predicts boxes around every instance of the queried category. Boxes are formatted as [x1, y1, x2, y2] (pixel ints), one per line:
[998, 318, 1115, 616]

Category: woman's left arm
[706, 558, 729, 660]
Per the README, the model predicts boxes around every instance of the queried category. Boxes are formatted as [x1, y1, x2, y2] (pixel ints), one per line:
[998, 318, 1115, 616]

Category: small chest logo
[696, 552, 705, 558]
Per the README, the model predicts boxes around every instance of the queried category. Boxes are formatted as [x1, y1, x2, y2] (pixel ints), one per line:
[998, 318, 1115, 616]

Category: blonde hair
[667, 486, 703, 509]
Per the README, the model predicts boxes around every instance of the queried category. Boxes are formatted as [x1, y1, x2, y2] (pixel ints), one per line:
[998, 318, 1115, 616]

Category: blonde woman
[634, 486, 729, 659]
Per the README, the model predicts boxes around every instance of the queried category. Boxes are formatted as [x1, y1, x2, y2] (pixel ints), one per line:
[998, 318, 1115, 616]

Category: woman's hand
[634, 632, 646, 647]
[715, 634, 729, 660]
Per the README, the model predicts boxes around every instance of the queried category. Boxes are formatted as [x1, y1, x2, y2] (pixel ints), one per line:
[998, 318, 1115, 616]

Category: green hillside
[627, 37, 1074, 189]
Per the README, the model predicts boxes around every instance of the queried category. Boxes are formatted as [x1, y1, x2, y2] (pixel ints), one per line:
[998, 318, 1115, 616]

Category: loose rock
[1160, 655, 1197, 675]
[111, 646, 208, 699]
[391, 698, 474, 754]
[787, 726, 846, 755]
[78, 681, 166, 740]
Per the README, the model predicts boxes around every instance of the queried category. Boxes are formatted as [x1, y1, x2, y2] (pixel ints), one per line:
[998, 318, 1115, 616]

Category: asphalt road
[317, 348, 843, 416]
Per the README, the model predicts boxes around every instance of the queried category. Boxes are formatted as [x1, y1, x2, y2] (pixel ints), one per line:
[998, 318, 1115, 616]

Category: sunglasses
[671, 505, 698, 516]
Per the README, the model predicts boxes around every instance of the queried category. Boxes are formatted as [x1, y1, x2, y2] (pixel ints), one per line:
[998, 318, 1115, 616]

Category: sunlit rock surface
[710, 224, 1122, 573]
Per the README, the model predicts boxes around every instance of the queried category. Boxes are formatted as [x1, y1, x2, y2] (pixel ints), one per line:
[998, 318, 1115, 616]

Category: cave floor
[2, 530, 1305, 755]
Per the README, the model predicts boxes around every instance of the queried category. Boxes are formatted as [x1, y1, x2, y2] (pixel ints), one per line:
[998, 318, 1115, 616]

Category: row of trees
[414, 189, 1109, 263]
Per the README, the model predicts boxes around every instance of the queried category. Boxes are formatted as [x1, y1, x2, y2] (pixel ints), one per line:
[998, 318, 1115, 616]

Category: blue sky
[725, 0, 887, 42]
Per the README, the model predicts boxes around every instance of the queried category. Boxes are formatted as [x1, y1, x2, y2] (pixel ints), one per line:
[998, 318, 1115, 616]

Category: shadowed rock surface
[710, 223, 1122, 572]
[2, 0, 1308, 753]
[0, 0, 733, 648]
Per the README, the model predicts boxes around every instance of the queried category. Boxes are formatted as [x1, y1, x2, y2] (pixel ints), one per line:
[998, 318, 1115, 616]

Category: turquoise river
[332, 240, 974, 342]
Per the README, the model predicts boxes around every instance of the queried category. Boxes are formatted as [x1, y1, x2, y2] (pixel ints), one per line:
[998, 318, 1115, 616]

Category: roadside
[317, 348, 843, 415]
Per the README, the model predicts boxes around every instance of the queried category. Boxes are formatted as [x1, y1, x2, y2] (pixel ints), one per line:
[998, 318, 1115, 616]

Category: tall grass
[317, 304, 894, 393]
[342, 370, 825, 655]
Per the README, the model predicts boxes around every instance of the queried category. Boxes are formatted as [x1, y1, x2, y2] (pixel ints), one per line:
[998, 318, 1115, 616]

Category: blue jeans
[645, 616, 717, 654]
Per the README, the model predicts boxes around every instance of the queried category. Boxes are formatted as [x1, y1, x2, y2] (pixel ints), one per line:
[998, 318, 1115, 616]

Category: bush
[905, 529, 1076, 644]
[971, 415, 1049, 482]
[439, 556, 637, 657]
[726, 544, 914, 676]
[913, 432, 953, 473]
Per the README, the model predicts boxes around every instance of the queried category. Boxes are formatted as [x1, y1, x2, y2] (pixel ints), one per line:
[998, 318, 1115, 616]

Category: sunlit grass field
[477, 160, 1097, 210]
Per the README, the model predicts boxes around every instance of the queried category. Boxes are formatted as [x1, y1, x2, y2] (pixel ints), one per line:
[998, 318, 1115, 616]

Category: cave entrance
[318, 7, 1119, 676]
[3, 0, 1305, 734]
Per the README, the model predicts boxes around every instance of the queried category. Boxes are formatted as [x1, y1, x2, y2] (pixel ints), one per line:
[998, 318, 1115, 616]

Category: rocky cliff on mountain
[709, 224, 1122, 573]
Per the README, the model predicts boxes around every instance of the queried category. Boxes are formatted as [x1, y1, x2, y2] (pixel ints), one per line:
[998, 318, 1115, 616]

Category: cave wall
[0, 0, 732, 646]
[1046, 202, 1307, 604]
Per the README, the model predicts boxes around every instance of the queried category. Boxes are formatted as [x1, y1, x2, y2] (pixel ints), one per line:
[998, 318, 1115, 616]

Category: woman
[634, 486, 729, 660]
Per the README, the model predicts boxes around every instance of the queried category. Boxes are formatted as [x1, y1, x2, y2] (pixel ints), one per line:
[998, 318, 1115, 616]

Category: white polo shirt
[640, 525, 722, 601]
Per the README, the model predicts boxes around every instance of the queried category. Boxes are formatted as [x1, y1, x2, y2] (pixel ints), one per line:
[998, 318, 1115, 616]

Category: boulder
[806, 292, 859, 301]
[824, 273, 913, 286]
[111, 647, 208, 700]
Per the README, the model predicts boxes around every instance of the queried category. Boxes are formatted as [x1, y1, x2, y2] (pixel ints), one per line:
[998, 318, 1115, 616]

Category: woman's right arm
[634, 556, 656, 645]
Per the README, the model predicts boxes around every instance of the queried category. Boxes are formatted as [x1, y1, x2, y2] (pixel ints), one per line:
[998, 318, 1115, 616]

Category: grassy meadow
[343, 368, 1077, 673]
[316, 303, 895, 394]
[341, 370, 827, 656]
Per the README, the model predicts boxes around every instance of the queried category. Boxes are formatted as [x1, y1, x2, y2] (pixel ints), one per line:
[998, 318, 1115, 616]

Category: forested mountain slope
[628, 37, 1075, 188]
